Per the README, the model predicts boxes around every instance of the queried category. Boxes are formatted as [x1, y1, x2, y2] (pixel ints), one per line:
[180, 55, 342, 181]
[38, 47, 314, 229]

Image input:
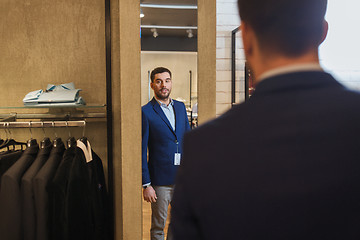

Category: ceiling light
[186, 29, 193, 38]
[140, 9, 145, 18]
[151, 28, 158, 38]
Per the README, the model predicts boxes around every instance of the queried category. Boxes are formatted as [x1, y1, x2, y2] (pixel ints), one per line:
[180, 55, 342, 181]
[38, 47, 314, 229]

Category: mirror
[140, 0, 198, 239]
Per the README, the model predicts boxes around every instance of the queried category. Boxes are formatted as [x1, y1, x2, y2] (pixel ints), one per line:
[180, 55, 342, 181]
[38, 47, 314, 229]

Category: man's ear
[241, 22, 254, 59]
[320, 20, 328, 44]
[150, 82, 154, 90]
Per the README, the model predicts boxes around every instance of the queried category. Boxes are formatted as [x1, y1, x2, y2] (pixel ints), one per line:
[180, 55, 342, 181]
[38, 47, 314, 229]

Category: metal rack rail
[0, 112, 105, 121]
[0, 120, 86, 128]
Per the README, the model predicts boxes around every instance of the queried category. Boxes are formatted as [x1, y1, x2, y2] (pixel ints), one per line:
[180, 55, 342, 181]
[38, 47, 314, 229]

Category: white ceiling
[140, 0, 198, 38]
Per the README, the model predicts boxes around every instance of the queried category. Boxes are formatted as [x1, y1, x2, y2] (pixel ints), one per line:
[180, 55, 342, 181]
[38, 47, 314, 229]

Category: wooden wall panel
[0, 0, 106, 106]
[198, 0, 217, 124]
[110, 0, 142, 239]
[0, 1, 108, 173]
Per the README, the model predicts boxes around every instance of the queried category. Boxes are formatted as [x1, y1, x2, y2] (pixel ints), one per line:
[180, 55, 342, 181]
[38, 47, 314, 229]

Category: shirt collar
[155, 98, 174, 107]
[258, 63, 323, 82]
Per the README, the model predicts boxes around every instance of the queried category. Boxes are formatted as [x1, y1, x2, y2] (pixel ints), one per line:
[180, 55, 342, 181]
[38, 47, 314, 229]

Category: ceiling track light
[140, 3, 197, 10]
[186, 29, 193, 38]
[151, 28, 158, 38]
[141, 25, 197, 30]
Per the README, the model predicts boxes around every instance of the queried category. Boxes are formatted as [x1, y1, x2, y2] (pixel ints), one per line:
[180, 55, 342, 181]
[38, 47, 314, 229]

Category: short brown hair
[150, 67, 172, 82]
[238, 0, 328, 56]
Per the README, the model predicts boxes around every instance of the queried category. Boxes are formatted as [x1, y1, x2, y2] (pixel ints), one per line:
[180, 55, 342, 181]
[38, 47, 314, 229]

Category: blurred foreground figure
[171, 0, 360, 239]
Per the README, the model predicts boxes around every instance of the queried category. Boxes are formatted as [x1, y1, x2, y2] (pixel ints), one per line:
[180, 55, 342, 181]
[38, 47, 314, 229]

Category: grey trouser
[150, 185, 174, 240]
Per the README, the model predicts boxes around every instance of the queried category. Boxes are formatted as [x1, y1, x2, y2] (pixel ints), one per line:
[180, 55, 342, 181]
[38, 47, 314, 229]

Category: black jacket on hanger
[21, 143, 52, 240]
[88, 150, 110, 240]
[0, 150, 23, 187]
[49, 146, 76, 240]
[67, 146, 109, 240]
[34, 139, 65, 240]
[0, 143, 39, 240]
[67, 147, 94, 240]
[49, 141, 109, 240]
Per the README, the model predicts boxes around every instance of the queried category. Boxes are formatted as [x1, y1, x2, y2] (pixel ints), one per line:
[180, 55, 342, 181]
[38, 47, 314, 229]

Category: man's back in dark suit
[170, 0, 360, 239]
[171, 71, 360, 239]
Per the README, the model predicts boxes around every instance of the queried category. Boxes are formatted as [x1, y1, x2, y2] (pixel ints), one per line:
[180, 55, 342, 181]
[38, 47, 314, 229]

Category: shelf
[0, 104, 106, 109]
[0, 120, 86, 128]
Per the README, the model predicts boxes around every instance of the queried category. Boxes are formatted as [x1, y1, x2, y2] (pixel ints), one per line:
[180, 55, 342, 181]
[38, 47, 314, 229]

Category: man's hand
[143, 186, 157, 203]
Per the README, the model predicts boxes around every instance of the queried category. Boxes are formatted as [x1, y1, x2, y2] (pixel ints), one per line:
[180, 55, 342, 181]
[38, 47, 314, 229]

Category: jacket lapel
[151, 98, 176, 136]
[173, 101, 182, 138]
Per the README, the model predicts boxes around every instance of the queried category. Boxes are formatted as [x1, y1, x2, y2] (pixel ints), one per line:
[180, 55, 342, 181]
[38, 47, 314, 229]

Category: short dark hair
[238, 0, 328, 56]
[150, 67, 172, 82]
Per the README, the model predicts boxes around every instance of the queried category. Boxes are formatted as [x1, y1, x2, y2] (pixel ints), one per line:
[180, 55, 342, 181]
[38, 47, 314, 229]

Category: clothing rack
[0, 112, 105, 121]
[0, 120, 86, 128]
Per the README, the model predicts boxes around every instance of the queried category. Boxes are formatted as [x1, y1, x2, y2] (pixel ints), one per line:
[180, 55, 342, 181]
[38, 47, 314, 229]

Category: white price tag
[174, 153, 181, 165]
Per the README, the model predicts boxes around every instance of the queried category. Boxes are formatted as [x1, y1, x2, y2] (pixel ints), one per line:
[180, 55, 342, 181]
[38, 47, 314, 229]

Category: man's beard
[155, 89, 170, 100]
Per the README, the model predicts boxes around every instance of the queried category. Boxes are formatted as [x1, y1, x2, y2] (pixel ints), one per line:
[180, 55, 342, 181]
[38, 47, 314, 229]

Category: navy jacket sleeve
[141, 109, 151, 185]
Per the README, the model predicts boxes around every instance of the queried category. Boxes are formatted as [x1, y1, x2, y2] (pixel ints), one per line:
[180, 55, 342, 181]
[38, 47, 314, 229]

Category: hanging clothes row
[0, 128, 109, 240]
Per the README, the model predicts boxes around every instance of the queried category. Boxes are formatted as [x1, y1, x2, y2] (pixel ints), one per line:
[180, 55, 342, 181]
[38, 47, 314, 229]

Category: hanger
[67, 137, 76, 148]
[1, 123, 27, 151]
[79, 120, 87, 146]
[40, 122, 51, 149]
[0, 123, 10, 149]
[27, 121, 38, 147]
[0, 125, 4, 145]
[51, 121, 62, 147]
[65, 121, 77, 148]
[0, 123, 27, 151]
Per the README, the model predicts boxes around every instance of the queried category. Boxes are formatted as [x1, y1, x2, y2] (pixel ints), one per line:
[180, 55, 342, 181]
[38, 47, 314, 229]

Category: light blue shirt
[157, 98, 175, 130]
[23, 82, 86, 107]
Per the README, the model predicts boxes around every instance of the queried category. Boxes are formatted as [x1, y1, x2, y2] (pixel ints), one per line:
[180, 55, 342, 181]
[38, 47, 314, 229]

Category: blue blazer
[142, 98, 190, 186]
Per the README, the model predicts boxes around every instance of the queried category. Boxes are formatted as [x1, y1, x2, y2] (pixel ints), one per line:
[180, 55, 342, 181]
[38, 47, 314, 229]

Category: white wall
[320, 0, 360, 90]
[141, 51, 197, 108]
[216, 0, 244, 117]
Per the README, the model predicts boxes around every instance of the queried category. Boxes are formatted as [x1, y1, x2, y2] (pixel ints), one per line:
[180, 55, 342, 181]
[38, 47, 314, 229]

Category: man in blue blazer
[171, 0, 360, 239]
[142, 67, 190, 240]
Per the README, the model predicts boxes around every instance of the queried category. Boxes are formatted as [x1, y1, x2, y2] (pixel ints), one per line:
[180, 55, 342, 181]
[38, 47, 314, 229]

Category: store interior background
[0, 0, 359, 239]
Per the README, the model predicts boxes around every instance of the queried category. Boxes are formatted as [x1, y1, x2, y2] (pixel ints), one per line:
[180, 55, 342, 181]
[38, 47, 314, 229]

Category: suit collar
[153, 97, 174, 107]
[258, 63, 323, 82]
[252, 71, 342, 98]
[151, 97, 180, 138]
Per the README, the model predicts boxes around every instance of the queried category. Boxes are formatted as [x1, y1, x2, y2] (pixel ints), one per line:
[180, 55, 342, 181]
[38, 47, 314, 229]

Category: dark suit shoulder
[3, 152, 37, 182]
[1, 171, 17, 185]
[22, 146, 52, 182]
[35, 149, 64, 181]
[185, 103, 245, 138]
[0, 151, 23, 181]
